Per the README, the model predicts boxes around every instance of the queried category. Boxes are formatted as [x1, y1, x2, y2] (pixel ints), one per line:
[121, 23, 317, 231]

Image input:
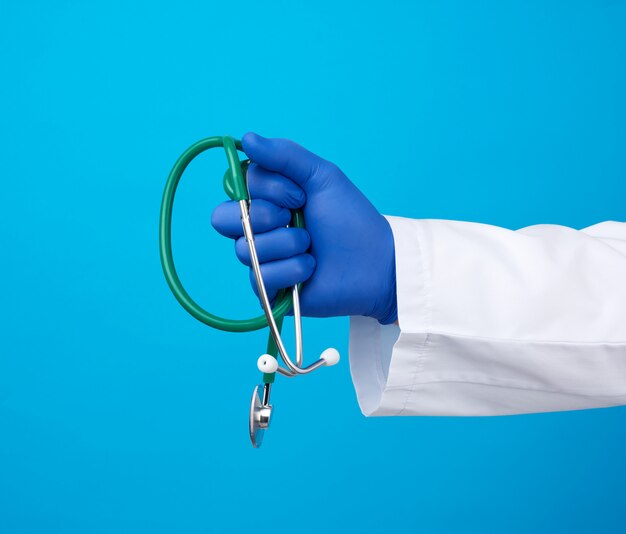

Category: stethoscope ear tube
[158, 135, 295, 332]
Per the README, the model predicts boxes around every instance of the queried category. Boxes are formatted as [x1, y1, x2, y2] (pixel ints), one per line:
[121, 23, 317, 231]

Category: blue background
[1, 1, 625, 532]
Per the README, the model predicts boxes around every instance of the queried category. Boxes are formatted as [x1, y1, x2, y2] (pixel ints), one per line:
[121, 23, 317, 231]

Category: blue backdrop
[1, 1, 625, 532]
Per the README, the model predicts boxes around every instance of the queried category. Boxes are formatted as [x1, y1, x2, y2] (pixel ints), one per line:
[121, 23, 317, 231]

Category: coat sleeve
[349, 218, 626, 416]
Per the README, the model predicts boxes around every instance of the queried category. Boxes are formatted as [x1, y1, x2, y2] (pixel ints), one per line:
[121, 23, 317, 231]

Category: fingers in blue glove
[247, 163, 306, 209]
[235, 227, 311, 266]
[242, 132, 325, 188]
[248, 254, 316, 300]
[213, 131, 397, 323]
[211, 199, 291, 238]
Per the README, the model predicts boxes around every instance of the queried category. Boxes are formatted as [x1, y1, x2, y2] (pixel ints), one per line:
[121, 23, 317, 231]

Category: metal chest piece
[249, 384, 273, 448]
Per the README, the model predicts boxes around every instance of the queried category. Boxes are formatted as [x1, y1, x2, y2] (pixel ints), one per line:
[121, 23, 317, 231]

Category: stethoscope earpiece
[257, 354, 279, 374]
[321, 347, 340, 366]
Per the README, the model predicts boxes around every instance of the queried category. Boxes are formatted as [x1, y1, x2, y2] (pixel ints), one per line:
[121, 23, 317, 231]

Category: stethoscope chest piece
[249, 384, 273, 448]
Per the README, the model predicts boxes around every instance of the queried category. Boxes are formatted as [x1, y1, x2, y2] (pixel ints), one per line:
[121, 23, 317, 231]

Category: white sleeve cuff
[348, 217, 626, 417]
[348, 214, 430, 416]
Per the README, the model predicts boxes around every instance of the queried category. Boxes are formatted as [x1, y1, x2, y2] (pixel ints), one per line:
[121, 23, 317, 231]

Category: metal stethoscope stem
[240, 200, 327, 377]
[240, 198, 341, 448]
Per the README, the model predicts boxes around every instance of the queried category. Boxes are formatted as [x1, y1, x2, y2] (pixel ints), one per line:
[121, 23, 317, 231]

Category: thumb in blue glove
[211, 132, 397, 324]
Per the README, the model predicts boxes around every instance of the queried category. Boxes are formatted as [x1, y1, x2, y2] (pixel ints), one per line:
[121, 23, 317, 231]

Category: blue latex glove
[211, 133, 397, 324]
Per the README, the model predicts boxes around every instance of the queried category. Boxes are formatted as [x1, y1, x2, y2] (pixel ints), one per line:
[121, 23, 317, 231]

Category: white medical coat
[349, 218, 626, 416]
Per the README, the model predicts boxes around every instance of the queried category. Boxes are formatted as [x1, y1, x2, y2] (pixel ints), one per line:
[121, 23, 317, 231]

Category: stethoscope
[159, 136, 339, 448]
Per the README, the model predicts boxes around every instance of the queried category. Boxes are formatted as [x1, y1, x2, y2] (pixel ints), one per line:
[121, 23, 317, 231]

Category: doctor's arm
[211, 133, 626, 417]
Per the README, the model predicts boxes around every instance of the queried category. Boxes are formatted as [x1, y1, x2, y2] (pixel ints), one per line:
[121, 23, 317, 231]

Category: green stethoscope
[159, 136, 339, 448]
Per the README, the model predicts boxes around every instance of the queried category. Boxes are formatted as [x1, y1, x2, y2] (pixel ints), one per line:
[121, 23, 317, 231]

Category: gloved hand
[211, 133, 397, 324]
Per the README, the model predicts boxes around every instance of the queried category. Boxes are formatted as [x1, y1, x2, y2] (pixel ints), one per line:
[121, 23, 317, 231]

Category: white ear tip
[321, 347, 340, 366]
[257, 354, 279, 373]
